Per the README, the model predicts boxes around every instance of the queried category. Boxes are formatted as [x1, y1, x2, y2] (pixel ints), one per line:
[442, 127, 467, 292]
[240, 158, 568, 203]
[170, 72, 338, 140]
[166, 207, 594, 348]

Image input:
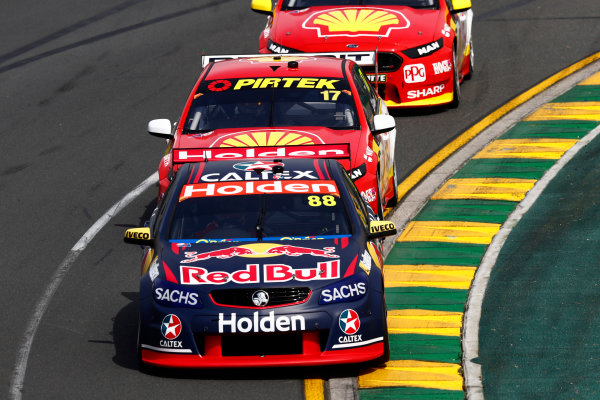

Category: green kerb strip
[500, 120, 596, 139]
[414, 199, 516, 224]
[386, 287, 468, 312]
[453, 158, 554, 180]
[552, 85, 600, 102]
[387, 242, 487, 266]
[389, 334, 461, 363]
[359, 387, 464, 400]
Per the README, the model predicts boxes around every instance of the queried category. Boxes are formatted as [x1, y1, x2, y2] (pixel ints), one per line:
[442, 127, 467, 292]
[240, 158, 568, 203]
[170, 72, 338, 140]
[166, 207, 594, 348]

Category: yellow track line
[304, 379, 325, 400]
[359, 360, 463, 391]
[385, 264, 476, 290]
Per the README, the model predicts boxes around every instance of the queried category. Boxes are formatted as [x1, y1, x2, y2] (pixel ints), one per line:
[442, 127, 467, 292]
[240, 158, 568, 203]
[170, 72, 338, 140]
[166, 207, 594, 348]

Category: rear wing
[201, 52, 376, 68]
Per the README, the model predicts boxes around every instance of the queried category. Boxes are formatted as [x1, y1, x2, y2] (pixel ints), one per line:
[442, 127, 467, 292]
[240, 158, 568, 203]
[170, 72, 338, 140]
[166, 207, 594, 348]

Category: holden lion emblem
[252, 290, 270, 307]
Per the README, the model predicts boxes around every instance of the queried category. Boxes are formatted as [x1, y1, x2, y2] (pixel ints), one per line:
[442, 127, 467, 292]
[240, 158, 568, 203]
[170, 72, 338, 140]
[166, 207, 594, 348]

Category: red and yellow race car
[251, 0, 474, 108]
[148, 53, 398, 217]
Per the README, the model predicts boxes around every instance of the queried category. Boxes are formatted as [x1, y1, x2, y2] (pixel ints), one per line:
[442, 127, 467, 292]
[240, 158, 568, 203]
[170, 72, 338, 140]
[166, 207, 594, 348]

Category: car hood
[271, 6, 445, 52]
[173, 127, 366, 170]
[157, 238, 374, 289]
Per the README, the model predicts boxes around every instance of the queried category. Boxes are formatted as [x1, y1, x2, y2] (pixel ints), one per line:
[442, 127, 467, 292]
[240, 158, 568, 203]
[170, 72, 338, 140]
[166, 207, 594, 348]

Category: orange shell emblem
[209, 130, 325, 148]
[303, 8, 410, 37]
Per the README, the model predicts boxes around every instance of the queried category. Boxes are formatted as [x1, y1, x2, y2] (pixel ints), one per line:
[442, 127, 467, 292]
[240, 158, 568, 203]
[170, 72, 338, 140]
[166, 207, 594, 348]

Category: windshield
[282, 0, 438, 9]
[183, 76, 358, 132]
[169, 187, 352, 241]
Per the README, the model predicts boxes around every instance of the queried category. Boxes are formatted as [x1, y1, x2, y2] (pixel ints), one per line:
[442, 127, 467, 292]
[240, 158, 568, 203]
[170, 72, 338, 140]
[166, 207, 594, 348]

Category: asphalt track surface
[1, 0, 599, 399]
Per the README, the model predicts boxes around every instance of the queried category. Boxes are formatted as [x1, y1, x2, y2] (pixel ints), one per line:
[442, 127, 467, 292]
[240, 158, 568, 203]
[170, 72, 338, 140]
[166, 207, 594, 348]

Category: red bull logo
[265, 245, 337, 258]
[180, 260, 340, 285]
[181, 244, 338, 263]
[303, 8, 410, 38]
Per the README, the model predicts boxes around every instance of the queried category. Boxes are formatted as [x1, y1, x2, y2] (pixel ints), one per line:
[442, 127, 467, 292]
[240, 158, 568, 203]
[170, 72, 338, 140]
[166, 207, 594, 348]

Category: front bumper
[141, 333, 384, 368]
[139, 283, 386, 368]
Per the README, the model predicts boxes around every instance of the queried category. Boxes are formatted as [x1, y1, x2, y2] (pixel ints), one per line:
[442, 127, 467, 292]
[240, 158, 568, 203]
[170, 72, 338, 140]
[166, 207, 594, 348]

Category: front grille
[362, 52, 403, 73]
[211, 287, 311, 307]
[221, 332, 303, 356]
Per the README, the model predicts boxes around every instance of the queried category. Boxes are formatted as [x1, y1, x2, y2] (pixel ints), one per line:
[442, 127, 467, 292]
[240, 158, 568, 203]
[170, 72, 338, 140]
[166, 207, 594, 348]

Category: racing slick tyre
[137, 315, 145, 369]
[374, 298, 390, 366]
[137, 315, 156, 374]
[386, 162, 399, 208]
[448, 46, 461, 109]
[376, 169, 385, 219]
[464, 38, 474, 80]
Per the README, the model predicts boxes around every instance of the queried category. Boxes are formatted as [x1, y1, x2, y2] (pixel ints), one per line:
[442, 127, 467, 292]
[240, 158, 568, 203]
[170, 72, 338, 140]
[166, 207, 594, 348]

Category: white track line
[9, 172, 158, 400]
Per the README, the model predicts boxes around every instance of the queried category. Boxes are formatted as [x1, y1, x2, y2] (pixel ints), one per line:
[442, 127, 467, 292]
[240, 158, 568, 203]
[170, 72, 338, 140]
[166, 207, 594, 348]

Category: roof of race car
[203, 55, 348, 80]
[162, 159, 358, 243]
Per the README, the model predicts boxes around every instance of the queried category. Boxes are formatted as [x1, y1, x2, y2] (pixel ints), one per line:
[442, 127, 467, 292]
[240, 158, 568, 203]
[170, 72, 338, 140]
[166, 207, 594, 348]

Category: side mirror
[148, 119, 174, 139]
[372, 114, 396, 135]
[124, 227, 153, 246]
[251, 0, 273, 15]
[449, 0, 471, 13]
[368, 220, 397, 240]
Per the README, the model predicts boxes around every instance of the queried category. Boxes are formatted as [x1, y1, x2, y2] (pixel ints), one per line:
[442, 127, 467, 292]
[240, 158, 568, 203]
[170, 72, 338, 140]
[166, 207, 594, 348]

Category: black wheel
[464, 38, 474, 80]
[374, 296, 390, 366]
[136, 315, 144, 368]
[448, 46, 461, 108]
[137, 315, 157, 374]
[375, 170, 385, 219]
[386, 161, 399, 208]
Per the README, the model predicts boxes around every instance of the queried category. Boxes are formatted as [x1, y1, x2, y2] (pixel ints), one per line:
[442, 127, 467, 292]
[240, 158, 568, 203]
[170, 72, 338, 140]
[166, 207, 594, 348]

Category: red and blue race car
[124, 159, 397, 368]
[251, 0, 474, 108]
[147, 53, 397, 217]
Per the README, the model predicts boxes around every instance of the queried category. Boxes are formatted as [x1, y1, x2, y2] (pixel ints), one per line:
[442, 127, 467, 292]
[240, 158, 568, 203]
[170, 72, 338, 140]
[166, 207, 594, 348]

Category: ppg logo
[403, 64, 426, 83]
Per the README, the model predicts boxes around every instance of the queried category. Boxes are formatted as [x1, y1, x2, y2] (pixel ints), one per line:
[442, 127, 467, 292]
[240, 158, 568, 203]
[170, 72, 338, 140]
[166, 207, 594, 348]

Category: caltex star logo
[338, 309, 360, 335]
[161, 314, 182, 340]
[233, 161, 284, 171]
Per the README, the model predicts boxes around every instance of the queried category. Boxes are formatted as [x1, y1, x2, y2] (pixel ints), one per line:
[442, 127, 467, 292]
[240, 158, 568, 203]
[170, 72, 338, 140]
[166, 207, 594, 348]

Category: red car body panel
[142, 339, 384, 368]
[156, 56, 397, 214]
[257, 2, 473, 107]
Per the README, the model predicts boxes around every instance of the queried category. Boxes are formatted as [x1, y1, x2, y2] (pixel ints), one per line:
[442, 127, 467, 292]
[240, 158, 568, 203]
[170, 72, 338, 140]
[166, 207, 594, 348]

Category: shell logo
[209, 130, 325, 148]
[303, 8, 410, 38]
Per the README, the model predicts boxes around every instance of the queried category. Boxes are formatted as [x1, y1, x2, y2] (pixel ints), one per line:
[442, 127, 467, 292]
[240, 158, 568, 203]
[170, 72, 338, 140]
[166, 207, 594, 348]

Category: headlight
[402, 38, 444, 59]
[267, 39, 299, 54]
[319, 274, 368, 305]
[152, 278, 202, 309]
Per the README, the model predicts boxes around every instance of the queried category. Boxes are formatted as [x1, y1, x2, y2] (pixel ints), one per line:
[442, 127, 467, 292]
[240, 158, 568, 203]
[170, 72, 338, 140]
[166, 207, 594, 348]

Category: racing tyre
[386, 161, 399, 208]
[374, 298, 390, 366]
[376, 170, 385, 219]
[137, 315, 145, 369]
[137, 315, 156, 374]
[448, 46, 461, 108]
[464, 38, 474, 80]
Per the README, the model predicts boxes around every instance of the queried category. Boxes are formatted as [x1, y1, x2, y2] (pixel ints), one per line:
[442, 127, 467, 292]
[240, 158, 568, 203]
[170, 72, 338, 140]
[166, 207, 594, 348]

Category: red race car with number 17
[147, 53, 398, 217]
